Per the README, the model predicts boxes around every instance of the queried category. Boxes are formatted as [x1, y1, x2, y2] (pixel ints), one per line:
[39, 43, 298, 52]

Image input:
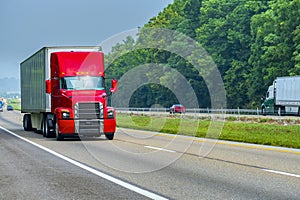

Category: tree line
[105, 0, 300, 109]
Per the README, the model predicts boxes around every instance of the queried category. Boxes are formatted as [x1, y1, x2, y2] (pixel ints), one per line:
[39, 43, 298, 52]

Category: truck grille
[74, 102, 104, 136]
[75, 119, 104, 136]
[74, 102, 103, 119]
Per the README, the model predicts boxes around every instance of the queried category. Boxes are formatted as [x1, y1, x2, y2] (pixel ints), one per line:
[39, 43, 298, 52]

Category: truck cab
[48, 52, 117, 140]
[261, 85, 274, 115]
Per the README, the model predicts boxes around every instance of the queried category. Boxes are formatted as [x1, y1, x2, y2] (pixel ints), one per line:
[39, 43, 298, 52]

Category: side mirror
[110, 79, 118, 93]
[46, 79, 52, 94]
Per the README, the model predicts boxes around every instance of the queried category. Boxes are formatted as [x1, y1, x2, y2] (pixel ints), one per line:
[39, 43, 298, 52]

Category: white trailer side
[275, 76, 300, 114]
[275, 76, 300, 106]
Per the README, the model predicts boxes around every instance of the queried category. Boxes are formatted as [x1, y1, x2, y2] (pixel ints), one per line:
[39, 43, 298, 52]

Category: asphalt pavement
[0, 110, 300, 199]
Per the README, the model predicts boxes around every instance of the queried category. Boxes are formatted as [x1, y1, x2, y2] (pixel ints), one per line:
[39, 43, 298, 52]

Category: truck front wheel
[23, 114, 33, 131]
[105, 132, 114, 140]
[55, 121, 64, 141]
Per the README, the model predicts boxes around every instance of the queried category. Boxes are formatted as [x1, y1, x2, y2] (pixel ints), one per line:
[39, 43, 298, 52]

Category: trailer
[261, 76, 300, 115]
[20, 46, 118, 140]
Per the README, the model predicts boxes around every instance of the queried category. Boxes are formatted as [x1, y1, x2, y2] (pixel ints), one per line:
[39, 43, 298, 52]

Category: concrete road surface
[0, 110, 300, 199]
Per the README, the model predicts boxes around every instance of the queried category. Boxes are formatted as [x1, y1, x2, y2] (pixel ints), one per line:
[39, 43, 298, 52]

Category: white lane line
[0, 126, 168, 200]
[144, 145, 176, 153]
[262, 169, 300, 178]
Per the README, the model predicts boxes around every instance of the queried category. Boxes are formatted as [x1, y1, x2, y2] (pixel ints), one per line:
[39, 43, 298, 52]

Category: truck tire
[43, 115, 55, 138]
[23, 114, 33, 131]
[105, 132, 114, 140]
[55, 121, 64, 141]
[42, 117, 46, 137]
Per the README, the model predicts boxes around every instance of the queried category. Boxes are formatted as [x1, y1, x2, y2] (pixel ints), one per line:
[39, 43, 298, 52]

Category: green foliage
[7, 98, 21, 111]
[226, 116, 238, 121]
[129, 84, 178, 108]
[105, 0, 300, 109]
[290, 25, 300, 75]
[248, 0, 300, 105]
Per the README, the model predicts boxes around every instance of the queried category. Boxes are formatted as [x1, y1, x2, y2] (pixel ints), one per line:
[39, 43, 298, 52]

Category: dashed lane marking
[144, 145, 176, 153]
[262, 169, 300, 178]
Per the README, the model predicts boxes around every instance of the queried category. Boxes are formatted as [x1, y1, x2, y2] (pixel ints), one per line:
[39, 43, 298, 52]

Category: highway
[1, 110, 300, 199]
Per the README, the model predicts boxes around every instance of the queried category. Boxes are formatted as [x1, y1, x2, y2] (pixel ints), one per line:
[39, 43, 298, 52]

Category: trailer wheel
[23, 114, 33, 131]
[55, 121, 64, 141]
[105, 132, 114, 140]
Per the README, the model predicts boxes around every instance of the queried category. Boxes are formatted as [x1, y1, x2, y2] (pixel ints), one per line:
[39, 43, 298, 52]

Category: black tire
[55, 121, 64, 141]
[105, 132, 114, 140]
[43, 115, 55, 138]
[23, 114, 33, 131]
[42, 118, 46, 137]
[56, 134, 64, 141]
[45, 118, 51, 138]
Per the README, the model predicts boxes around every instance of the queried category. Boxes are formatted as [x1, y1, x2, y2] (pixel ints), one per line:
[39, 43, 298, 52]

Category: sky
[0, 0, 173, 79]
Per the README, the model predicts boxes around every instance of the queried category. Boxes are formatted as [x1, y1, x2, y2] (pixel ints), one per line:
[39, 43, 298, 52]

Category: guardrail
[116, 107, 261, 116]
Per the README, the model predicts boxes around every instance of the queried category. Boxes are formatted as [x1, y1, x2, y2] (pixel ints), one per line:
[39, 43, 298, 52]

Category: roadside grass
[6, 99, 21, 111]
[117, 113, 300, 149]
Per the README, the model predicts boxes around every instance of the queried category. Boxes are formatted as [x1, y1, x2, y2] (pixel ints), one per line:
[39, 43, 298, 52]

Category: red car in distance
[169, 104, 185, 114]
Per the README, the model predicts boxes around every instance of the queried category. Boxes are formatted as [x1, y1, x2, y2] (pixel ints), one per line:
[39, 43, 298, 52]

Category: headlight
[74, 103, 78, 118]
[107, 110, 114, 119]
[62, 112, 70, 119]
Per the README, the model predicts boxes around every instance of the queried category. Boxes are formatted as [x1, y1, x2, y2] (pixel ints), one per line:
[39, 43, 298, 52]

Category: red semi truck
[20, 46, 117, 140]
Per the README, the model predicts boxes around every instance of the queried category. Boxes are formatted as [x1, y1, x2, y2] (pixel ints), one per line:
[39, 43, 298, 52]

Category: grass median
[116, 113, 300, 149]
[6, 98, 21, 111]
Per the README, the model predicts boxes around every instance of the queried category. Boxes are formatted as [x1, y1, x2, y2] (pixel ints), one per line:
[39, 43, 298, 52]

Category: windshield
[60, 76, 104, 90]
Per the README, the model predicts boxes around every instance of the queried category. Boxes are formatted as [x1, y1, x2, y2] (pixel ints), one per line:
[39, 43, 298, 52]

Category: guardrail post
[207, 107, 209, 118]
[278, 107, 282, 123]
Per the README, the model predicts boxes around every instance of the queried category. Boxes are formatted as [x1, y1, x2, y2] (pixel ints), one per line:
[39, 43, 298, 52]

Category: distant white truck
[261, 76, 300, 115]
